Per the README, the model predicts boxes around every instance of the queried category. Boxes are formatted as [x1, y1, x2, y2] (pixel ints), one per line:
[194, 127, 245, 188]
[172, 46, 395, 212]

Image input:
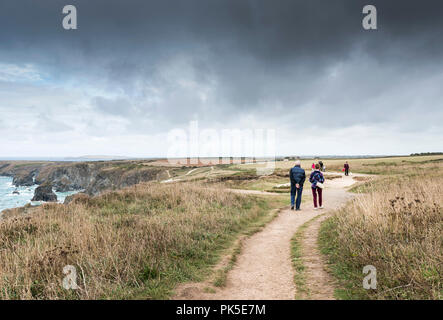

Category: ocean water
[0, 176, 79, 212]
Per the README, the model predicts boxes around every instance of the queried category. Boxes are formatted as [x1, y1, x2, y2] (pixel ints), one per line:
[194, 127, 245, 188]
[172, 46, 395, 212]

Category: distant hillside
[410, 152, 443, 156]
[63, 155, 135, 161]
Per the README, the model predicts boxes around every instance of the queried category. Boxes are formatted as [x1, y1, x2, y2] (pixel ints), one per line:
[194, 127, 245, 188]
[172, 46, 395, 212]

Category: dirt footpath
[174, 174, 361, 300]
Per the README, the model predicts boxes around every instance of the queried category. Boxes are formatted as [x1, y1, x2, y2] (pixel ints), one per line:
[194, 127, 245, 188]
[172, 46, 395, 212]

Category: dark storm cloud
[2, 1, 442, 86]
[3, 1, 443, 57]
[0, 0, 442, 155]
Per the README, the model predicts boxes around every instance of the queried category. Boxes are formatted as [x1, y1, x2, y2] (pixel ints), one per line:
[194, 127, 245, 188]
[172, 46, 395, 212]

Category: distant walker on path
[319, 160, 325, 172]
[289, 160, 306, 211]
[344, 161, 350, 176]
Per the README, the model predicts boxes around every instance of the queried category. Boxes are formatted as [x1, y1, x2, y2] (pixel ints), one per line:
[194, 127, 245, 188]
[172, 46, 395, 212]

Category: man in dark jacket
[289, 160, 306, 211]
[344, 161, 350, 176]
[319, 160, 325, 172]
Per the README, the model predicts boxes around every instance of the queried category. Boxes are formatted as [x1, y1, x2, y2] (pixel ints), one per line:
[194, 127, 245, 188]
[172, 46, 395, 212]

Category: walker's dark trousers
[312, 187, 323, 208]
[290, 184, 303, 210]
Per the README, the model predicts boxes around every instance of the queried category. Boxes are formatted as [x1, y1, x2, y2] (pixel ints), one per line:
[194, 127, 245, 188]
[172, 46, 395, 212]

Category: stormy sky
[0, 0, 442, 157]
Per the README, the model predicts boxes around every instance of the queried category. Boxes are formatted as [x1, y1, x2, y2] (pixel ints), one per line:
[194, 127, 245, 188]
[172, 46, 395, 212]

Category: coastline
[0, 175, 79, 213]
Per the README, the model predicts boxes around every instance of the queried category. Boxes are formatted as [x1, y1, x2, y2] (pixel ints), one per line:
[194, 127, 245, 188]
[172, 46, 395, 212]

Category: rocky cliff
[32, 184, 57, 202]
[13, 171, 36, 186]
[0, 160, 166, 196]
[35, 162, 98, 192]
[0, 162, 48, 186]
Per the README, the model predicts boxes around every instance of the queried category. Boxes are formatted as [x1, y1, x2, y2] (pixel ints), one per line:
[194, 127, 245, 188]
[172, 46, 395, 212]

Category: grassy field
[0, 182, 285, 299]
[234, 155, 443, 175]
[0, 154, 441, 300]
[318, 158, 442, 300]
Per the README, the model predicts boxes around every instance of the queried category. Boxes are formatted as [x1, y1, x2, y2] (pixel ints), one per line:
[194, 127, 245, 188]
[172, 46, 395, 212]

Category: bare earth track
[174, 174, 363, 300]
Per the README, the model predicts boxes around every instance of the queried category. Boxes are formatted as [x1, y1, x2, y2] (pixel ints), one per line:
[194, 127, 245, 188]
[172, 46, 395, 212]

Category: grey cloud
[35, 114, 73, 132]
[93, 96, 134, 116]
[0, 0, 442, 155]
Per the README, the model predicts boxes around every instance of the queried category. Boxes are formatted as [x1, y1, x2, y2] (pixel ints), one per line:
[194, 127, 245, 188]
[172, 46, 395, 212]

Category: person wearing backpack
[289, 160, 306, 211]
[309, 163, 325, 209]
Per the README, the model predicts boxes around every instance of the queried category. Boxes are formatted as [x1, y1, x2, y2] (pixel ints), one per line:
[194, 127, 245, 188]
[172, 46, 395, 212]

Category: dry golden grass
[234, 155, 443, 176]
[0, 182, 271, 299]
[320, 165, 443, 299]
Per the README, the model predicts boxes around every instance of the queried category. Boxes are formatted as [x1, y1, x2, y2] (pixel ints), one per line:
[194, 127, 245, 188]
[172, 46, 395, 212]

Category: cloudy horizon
[1, 0, 442, 158]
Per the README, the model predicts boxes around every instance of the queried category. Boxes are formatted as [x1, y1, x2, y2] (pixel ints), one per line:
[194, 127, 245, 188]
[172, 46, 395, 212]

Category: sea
[0, 176, 79, 212]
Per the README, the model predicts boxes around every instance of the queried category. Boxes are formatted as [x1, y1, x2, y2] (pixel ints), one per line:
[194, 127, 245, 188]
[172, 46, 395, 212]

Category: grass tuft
[0, 182, 274, 299]
[319, 170, 443, 300]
